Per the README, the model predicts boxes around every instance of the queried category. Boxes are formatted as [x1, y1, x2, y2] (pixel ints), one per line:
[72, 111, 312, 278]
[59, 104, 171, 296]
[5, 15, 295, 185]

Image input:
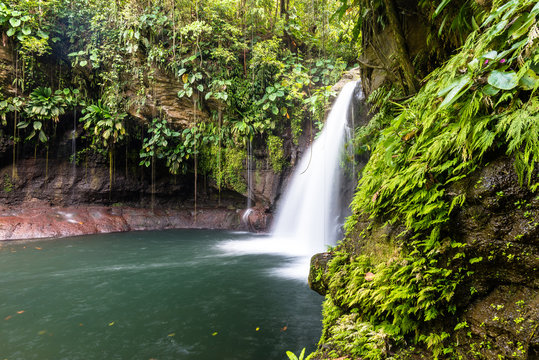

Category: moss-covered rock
[310, 156, 538, 359]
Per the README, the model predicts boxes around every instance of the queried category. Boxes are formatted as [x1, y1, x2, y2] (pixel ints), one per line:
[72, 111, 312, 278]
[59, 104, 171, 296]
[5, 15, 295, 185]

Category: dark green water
[0, 230, 322, 360]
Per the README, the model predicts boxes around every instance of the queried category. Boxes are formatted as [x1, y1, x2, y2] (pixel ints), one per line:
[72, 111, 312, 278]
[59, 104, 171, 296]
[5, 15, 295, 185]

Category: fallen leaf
[16, 310, 24, 314]
[108, 321, 115, 326]
[365, 272, 375, 281]
[78, 222, 83, 225]
[212, 332, 218, 336]
[79, 323, 84, 327]
[35, 247, 42, 250]
[255, 327, 260, 331]
[38, 330, 47, 335]
[168, 333, 175, 337]
[280, 326, 288, 332]
[4, 315, 12, 320]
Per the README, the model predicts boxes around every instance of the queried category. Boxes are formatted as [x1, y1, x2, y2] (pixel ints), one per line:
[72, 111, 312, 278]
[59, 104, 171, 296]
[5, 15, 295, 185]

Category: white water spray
[271, 81, 356, 255]
[218, 81, 357, 279]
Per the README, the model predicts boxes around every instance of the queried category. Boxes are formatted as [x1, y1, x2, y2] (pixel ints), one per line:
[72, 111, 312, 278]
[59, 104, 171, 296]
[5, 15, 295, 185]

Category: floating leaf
[38, 330, 46, 335]
[108, 321, 115, 326]
[211, 332, 218, 336]
[168, 333, 175, 337]
[488, 70, 519, 90]
[255, 327, 260, 331]
[16, 310, 24, 314]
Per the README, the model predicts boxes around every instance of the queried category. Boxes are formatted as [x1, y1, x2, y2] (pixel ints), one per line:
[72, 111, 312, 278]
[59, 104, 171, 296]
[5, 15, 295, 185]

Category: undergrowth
[318, 1, 539, 359]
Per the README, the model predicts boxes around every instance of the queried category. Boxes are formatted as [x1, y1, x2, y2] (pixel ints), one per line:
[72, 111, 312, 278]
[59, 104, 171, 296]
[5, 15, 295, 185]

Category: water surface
[0, 230, 322, 359]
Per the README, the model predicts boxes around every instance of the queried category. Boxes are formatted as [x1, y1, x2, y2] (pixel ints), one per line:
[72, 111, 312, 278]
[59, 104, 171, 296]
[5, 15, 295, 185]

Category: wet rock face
[450, 156, 539, 292]
[455, 285, 538, 359]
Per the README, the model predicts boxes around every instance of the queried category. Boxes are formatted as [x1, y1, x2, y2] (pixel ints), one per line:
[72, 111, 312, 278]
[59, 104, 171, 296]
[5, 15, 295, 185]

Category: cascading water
[218, 81, 358, 279]
[271, 81, 357, 255]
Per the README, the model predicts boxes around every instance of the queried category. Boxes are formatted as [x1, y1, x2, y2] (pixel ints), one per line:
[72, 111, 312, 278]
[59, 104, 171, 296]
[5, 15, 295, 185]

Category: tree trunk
[382, 0, 418, 94]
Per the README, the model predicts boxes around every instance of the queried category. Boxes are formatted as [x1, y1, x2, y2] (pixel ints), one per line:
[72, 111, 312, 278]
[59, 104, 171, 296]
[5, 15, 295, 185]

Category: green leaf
[285, 351, 298, 360]
[9, 17, 21, 28]
[6, 27, 15, 37]
[37, 30, 49, 39]
[272, 106, 279, 115]
[508, 12, 534, 39]
[439, 74, 472, 108]
[79, 60, 88, 67]
[21, 26, 31, 35]
[519, 70, 538, 90]
[482, 84, 500, 96]
[482, 50, 498, 60]
[33, 121, 42, 130]
[197, 84, 204, 92]
[38, 130, 47, 143]
[488, 70, 518, 90]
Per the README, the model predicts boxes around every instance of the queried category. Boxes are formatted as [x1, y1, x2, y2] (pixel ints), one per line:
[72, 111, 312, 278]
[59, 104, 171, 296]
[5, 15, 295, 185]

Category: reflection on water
[0, 230, 322, 360]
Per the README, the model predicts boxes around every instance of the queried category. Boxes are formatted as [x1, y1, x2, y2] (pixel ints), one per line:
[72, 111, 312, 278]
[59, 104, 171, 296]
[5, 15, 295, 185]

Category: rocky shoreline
[0, 204, 252, 241]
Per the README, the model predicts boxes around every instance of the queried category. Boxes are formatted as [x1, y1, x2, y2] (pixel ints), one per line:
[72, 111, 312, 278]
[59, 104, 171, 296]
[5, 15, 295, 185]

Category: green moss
[200, 144, 247, 194]
[3, 174, 13, 193]
[267, 135, 286, 173]
[223, 147, 247, 194]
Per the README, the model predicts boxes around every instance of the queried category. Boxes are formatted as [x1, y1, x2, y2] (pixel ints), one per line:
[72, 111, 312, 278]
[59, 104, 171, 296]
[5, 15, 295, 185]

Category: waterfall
[271, 81, 357, 255]
[218, 81, 358, 279]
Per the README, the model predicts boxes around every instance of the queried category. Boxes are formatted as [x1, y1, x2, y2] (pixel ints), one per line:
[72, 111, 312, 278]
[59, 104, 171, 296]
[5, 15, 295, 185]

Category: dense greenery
[317, 0, 538, 359]
[0, 0, 356, 193]
[1, 0, 537, 359]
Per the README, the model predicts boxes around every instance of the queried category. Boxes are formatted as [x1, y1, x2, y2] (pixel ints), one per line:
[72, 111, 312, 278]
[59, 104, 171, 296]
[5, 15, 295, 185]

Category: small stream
[0, 230, 322, 359]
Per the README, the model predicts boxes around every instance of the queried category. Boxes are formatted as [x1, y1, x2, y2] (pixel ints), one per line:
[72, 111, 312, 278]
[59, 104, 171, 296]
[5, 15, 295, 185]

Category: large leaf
[488, 70, 519, 90]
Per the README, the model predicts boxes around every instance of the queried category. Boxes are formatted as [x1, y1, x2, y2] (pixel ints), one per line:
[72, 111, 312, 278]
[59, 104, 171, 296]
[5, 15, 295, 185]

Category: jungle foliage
[0, 0, 356, 193]
[318, 0, 539, 359]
